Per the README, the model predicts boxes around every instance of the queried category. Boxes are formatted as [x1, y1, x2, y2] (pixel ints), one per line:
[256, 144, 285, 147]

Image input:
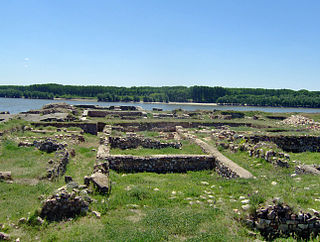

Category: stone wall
[176, 126, 253, 179]
[75, 105, 139, 110]
[32, 122, 98, 135]
[109, 136, 182, 150]
[106, 155, 215, 173]
[46, 149, 69, 180]
[247, 135, 320, 153]
[248, 203, 320, 240]
[220, 111, 245, 118]
[87, 110, 145, 118]
[104, 121, 270, 132]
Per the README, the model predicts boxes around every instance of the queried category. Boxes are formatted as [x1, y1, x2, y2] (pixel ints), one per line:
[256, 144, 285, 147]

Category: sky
[0, 0, 319, 90]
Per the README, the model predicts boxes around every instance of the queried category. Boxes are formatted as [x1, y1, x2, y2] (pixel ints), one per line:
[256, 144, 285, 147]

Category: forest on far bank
[1, 83, 320, 108]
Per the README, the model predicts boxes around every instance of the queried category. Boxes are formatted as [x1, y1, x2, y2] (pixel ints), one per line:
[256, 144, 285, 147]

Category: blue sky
[0, 0, 319, 90]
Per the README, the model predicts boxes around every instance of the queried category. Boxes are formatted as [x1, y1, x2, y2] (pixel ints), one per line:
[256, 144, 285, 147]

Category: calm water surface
[1, 97, 320, 114]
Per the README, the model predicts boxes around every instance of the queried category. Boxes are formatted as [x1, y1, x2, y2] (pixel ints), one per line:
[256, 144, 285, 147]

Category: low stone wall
[40, 186, 90, 221]
[106, 121, 269, 132]
[107, 155, 215, 173]
[46, 149, 69, 180]
[220, 111, 245, 118]
[87, 110, 145, 118]
[75, 105, 139, 110]
[109, 136, 181, 150]
[248, 203, 320, 240]
[176, 126, 253, 179]
[31, 122, 98, 135]
[247, 135, 320, 153]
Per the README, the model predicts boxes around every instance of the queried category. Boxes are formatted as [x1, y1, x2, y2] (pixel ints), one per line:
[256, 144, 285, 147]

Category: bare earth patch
[126, 209, 146, 223]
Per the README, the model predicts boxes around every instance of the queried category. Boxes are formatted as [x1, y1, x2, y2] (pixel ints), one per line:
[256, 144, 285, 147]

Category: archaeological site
[1, 103, 320, 240]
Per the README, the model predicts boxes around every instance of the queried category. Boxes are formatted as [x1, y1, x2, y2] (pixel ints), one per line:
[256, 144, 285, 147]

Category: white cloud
[24, 57, 29, 61]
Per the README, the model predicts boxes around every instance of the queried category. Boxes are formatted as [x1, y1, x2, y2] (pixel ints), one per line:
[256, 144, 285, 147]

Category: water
[1, 97, 320, 114]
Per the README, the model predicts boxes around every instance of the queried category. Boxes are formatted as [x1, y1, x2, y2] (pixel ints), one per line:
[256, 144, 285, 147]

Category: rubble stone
[248, 203, 320, 240]
[40, 188, 90, 221]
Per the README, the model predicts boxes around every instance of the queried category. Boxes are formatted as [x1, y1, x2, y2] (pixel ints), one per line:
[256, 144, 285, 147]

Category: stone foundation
[248, 203, 320, 240]
[87, 110, 146, 118]
[100, 121, 270, 132]
[106, 155, 215, 173]
[109, 136, 181, 150]
[32, 122, 98, 135]
[46, 149, 69, 180]
[176, 126, 253, 179]
[247, 135, 320, 153]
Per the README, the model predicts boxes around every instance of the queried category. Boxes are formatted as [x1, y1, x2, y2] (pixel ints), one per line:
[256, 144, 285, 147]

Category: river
[1, 97, 320, 114]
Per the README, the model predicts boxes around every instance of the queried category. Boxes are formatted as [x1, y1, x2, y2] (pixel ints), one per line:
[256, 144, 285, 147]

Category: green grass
[16, 170, 248, 241]
[220, 149, 320, 213]
[63, 134, 100, 184]
[0, 119, 27, 132]
[289, 151, 320, 165]
[110, 140, 205, 155]
[0, 182, 57, 222]
[0, 140, 54, 179]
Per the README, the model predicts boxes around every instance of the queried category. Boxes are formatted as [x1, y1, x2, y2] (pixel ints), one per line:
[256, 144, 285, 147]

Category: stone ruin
[85, 164, 110, 195]
[22, 102, 78, 116]
[247, 202, 320, 240]
[281, 115, 320, 131]
[34, 139, 66, 153]
[109, 136, 182, 150]
[84, 172, 110, 195]
[46, 149, 70, 180]
[38, 149, 109, 222]
[295, 164, 320, 176]
[19, 138, 67, 153]
[40, 185, 91, 221]
[210, 127, 292, 169]
[17, 138, 70, 180]
[246, 135, 320, 153]
[106, 155, 215, 173]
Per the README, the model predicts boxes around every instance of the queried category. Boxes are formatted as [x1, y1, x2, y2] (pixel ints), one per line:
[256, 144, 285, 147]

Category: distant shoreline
[54, 97, 98, 102]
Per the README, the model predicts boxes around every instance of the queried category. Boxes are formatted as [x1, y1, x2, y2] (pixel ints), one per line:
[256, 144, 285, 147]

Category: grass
[0, 139, 54, 179]
[63, 134, 100, 183]
[18, 170, 248, 241]
[0, 119, 27, 132]
[220, 149, 320, 212]
[110, 140, 205, 155]
[289, 151, 320, 165]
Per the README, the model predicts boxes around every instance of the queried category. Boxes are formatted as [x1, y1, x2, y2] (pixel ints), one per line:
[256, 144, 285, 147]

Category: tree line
[0, 84, 320, 108]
